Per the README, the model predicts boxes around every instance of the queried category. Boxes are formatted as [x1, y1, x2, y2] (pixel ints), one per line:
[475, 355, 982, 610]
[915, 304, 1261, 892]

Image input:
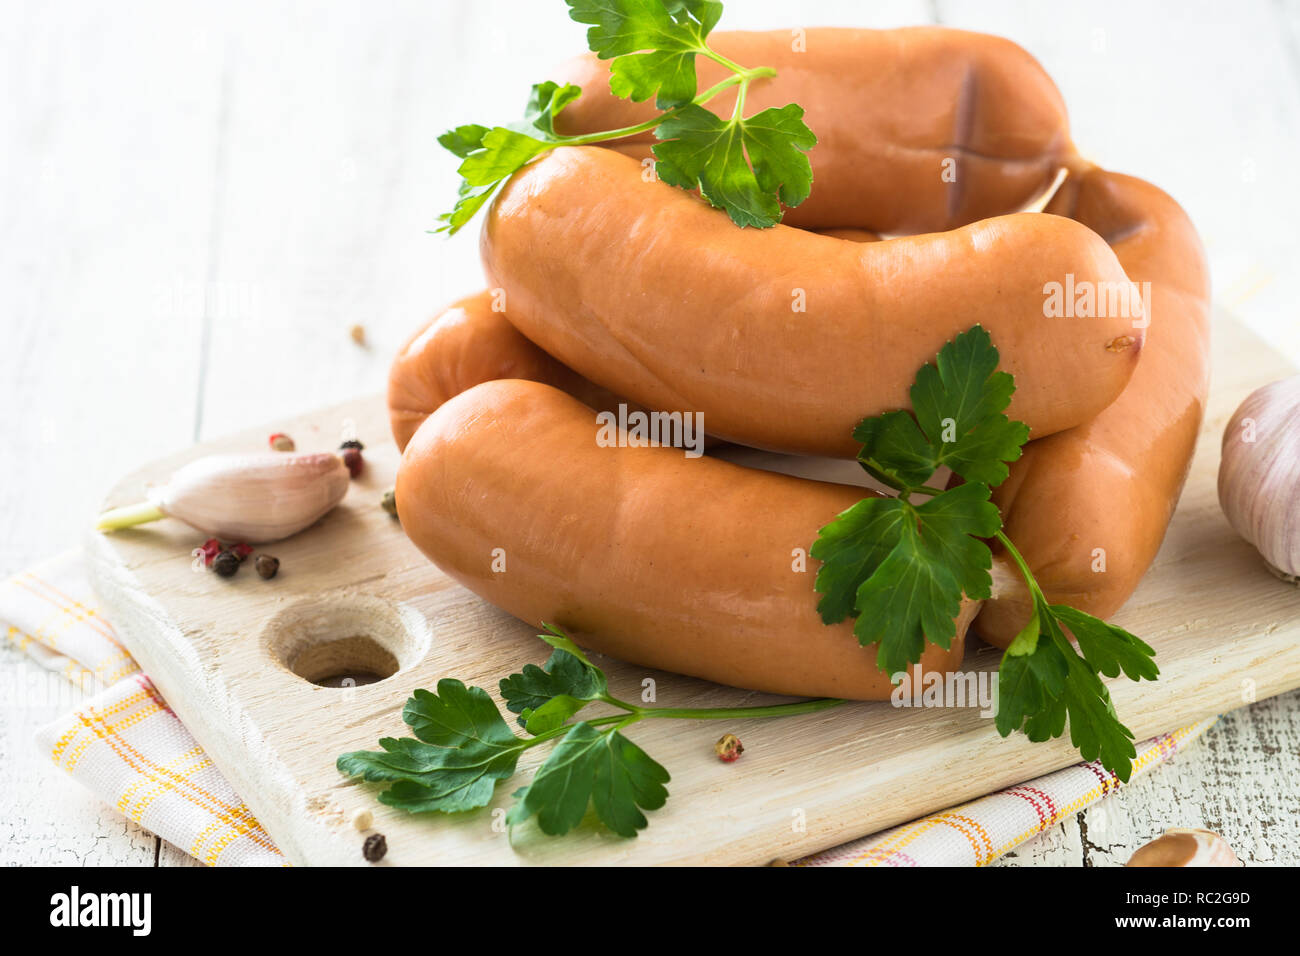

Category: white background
[2, 0, 1297, 865]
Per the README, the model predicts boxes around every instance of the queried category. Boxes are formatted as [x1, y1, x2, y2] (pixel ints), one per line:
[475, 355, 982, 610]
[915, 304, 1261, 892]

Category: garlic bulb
[1126, 828, 1239, 867]
[1218, 375, 1300, 581]
[97, 452, 351, 543]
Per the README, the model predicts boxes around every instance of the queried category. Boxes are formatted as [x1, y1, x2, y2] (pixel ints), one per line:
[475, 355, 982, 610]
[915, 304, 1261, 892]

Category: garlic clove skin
[1126, 828, 1240, 867]
[1218, 375, 1300, 580]
[151, 452, 351, 543]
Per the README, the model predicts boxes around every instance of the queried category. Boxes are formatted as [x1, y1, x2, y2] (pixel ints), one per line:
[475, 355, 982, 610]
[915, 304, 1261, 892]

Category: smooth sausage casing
[388, 290, 717, 453]
[482, 146, 1143, 457]
[552, 27, 1070, 234]
[978, 165, 1211, 645]
[388, 291, 629, 451]
[388, 232, 878, 450]
[396, 379, 979, 700]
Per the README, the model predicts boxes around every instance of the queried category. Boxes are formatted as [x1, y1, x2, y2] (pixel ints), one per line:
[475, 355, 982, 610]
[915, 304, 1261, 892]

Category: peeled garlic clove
[1218, 375, 1300, 580]
[98, 452, 351, 543]
[1126, 828, 1239, 867]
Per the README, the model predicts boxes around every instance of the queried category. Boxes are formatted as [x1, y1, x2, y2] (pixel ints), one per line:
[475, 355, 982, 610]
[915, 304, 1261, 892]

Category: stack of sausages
[387, 28, 1210, 699]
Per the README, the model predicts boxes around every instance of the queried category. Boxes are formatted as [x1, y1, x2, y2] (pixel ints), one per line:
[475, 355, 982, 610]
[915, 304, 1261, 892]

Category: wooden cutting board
[85, 313, 1300, 866]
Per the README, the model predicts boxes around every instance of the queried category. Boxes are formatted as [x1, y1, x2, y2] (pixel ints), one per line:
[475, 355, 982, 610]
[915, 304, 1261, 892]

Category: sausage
[552, 27, 1070, 234]
[388, 290, 720, 453]
[396, 378, 979, 699]
[977, 163, 1211, 646]
[387, 290, 629, 451]
[481, 146, 1143, 458]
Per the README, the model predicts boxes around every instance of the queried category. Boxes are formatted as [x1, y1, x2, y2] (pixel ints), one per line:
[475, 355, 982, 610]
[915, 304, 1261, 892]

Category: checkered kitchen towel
[2, 552, 1217, 867]
[2, 553, 285, 866]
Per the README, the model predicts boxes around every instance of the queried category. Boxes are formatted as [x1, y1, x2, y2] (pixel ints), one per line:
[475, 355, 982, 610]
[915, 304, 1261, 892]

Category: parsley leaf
[1056, 654, 1137, 777]
[994, 612, 1067, 737]
[518, 694, 588, 735]
[855, 325, 1029, 489]
[499, 646, 607, 725]
[457, 127, 549, 186]
[435, 180, 501, 235]
[654, 103, 816, 228]
[809, 496, 907, 625]
[842, 484, 1000, 675]
[500, 624, 611, 734]
[507, 723, 670, 837]
[994, 599, 1156, 782]
[566, 0, 722, 107]
[911, 325, 1029, 485]
[336, 679, 525, 813]
[434, 85, 570, 235]
[852, 411, 939, 490]
[437, 124, 490, 159]
[1052, 605, 1159, 682]
[813, 327, 1011, 669]
[521, 81, 583, 136]
[592, 730, 672, 835]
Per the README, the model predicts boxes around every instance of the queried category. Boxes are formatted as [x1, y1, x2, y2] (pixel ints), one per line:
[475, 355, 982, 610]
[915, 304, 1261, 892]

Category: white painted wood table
[2, 0, 1297, 867]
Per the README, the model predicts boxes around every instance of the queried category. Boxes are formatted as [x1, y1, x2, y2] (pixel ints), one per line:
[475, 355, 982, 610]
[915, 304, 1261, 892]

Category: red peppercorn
[715, 733, 744, 763]
[200, 538, 223, 566]
[342, 447, 364, 478]
[231, 543, 254, 562]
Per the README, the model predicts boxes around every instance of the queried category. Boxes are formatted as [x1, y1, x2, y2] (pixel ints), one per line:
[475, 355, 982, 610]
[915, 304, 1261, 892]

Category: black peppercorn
[339, 439, 364, 451]
[212, 549, 240, 577]
[362, 832, 387, 862]
[254, 554, 280, 580]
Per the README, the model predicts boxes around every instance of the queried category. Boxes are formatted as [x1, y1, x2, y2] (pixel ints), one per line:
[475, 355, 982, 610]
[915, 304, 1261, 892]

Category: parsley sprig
[812, 326, 1159, 781]
[338, 624, 842, 837]
[435, 0, 815, 233]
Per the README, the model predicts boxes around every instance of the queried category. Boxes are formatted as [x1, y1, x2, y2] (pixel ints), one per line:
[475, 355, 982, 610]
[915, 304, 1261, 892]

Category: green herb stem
[913, 484, 949, 498]
[993, 529, 1049, 605]
[548, 66, 776, 149]
[699, 46, 753, 77]
[513, 694, 843, 752]
[554, 112, 681, 146]
[518, 712, 631, 750]
[95, 501, 166, 532]
[596, 688, 844, 721]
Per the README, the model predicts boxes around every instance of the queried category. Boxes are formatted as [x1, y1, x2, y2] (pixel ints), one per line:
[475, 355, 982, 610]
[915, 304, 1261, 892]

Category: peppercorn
[200, 538, 223, 566]
[212, 549, 240, 577]
[349, 324, 367, 346]
[339, 439, 364, 451]
[268, 432, 295, 452]
[362, 833, 387, 863]
[342, 446, 364, 478]
[381, 489, 398, 517]
[255, 554, 280, 580]
[232, 542, 254, 562]
[715, 733, 744, 762]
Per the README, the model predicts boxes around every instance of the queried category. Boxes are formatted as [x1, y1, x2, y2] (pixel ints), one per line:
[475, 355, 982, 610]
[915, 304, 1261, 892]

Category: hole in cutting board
[261, 594, 431, 689]
[289, 634, 398, 687]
